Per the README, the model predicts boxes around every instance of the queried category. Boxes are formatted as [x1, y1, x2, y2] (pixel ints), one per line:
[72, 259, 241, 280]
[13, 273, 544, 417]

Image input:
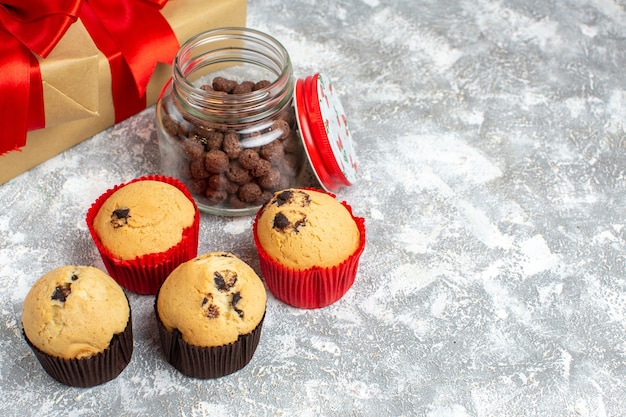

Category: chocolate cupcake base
[23, 309, 133, 388]
[155, 302, 264, 379]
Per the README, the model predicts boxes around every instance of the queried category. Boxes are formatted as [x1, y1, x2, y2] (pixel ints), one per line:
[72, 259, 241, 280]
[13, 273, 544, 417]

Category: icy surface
[1, 0, 626, 415]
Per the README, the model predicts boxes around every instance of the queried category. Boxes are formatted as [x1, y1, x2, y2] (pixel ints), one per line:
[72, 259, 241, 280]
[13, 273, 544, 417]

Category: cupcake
[155, 252, 267, 379]
[86, 175, 200, 295]
[253, 188, 366, 309]
[22, 266, 133, 387]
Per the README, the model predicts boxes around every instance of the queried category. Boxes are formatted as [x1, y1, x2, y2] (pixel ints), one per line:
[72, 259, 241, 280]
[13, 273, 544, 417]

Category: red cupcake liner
[253, 190, 366, 309]
[154, 300, 265, 379]
[86, 175, 200, 295]
[23, 302, 133, 388]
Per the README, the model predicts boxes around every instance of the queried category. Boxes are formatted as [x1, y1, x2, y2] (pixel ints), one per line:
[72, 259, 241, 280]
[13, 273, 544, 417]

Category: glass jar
[156, 27, 357, 216]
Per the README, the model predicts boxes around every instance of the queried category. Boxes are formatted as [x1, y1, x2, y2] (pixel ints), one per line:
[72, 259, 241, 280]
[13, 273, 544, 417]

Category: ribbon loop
[0, 0, 81, 155]
[85, 0, 179, 98]
[0, 0, 81, 57]
[82, 0, 179, 122]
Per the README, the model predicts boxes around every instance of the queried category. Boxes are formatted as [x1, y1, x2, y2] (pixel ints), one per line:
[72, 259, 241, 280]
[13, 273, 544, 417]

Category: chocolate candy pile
[160, 77, 304, 209]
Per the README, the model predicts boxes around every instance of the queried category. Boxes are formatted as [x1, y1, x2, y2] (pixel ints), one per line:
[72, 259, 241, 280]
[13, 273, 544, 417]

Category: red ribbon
[81, 0, 179, 122]
[0, 0, 81, 155]
[0, 0, 179, 156]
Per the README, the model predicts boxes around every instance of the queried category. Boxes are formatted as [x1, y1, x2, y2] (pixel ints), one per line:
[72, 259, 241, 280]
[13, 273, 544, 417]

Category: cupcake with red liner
[22, 265, 133, 387]
[86, 175, 200, 295]
[155, 252, 267, 378]
[253, 188, 366, 309]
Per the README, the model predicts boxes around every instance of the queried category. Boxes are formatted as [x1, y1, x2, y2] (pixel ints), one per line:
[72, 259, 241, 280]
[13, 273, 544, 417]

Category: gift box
[0, 0, 247, 184]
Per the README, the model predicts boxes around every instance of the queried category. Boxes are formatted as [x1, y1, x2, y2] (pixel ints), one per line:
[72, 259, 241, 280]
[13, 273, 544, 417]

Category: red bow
[0, 0, 179, 156]
[0, 0, 81, 155]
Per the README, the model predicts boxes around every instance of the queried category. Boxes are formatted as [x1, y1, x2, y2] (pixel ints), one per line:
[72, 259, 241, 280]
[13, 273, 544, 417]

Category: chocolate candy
[162, 114, 184, 137]
[232, 81, 255, 94]
[212, 76, 238, 93]
[190, 158, 210, 179]
[160, 77, 304, 209]
[257, 167, 281, 190]
[226, 161, 252, 185]
[223, 131, 243, 159]
[204, 150, 229, 174]
[238, 182, 262, 203]
[181, 138, 205, 160]
[205, 187, 228, 204]
[253, 80, 271, 90]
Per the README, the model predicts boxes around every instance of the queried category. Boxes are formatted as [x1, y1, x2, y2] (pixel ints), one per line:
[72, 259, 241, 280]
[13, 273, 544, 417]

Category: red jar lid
[294, 73, 358, 192]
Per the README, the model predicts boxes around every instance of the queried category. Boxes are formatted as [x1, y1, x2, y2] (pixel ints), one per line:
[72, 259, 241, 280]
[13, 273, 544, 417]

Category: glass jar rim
[171, 27, 294, 122]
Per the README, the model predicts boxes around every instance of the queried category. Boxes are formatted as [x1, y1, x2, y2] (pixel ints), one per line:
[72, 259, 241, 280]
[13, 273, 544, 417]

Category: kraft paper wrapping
[39, 23, 100, 129]
[0, 0, 247, 184]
